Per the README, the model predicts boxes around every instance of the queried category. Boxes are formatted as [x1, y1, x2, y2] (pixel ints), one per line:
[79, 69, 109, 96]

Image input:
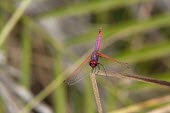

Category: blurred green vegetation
[0, 0, 170, 113]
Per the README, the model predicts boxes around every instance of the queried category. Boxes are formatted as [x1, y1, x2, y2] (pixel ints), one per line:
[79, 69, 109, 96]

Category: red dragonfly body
[89, 28, 123, 68]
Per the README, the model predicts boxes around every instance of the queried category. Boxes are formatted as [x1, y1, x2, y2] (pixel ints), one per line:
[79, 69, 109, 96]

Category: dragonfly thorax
[89, 51, 99, 68]
[89, 60, 98, 68]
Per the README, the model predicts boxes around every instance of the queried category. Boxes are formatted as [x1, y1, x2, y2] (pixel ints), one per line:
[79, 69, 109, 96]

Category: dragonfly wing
[97, 53, 170, 87]
[64, 55, 91, 85]
[97, 71, 170, 87]
[97, 52, 131, 74]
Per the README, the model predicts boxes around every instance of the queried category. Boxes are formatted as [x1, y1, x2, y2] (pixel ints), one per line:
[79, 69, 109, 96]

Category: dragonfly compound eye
[89, 60, 98, 68]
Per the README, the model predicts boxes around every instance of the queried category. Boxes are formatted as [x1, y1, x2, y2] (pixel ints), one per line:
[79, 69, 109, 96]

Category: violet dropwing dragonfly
[64, 27, 170, 87]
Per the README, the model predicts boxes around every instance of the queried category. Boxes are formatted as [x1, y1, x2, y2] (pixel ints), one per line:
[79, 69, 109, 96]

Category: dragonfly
[64, 27, 170, 87]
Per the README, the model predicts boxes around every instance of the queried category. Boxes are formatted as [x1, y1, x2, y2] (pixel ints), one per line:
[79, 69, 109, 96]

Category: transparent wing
[64, 55, 91, 85]
[97, 52, 131, 74]
[97, 71, 170, 87]
[97, 52, 170, 87]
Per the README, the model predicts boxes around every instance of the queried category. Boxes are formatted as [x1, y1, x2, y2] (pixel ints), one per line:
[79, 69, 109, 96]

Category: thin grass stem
[90, 73, 103, 113]
[0, 0, 32, 47]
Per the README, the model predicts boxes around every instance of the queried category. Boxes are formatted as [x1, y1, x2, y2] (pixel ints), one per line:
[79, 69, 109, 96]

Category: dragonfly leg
[97, 63, 107, 77]
[91, 68, 95, 73]
[91, 67, 99, 75]
[97, 65, 100, 70]
[96, 65, 100, 75]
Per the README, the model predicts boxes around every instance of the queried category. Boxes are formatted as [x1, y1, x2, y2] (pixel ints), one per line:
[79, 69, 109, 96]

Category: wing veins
[98, 71, 170, 87]
[97, 52, 126, 65]
[64, 55, 91, 82]
[121, 73, 170, 87]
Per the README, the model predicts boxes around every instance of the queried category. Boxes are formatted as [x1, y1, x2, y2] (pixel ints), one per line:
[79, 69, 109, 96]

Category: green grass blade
[115, 41, 170, 63]
[36, 0, 150, 19]
[67, 13, 170, 46]
[53, 54, 66, 113]
[0, 0, 32, 47]
[20, 21, 32, 87]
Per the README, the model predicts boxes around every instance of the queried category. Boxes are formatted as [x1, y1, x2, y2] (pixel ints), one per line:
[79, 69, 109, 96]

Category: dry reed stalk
[90, 73, 103, 113]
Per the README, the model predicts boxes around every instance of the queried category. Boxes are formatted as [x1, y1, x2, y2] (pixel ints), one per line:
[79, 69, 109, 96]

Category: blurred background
[1, 0, 170, 113]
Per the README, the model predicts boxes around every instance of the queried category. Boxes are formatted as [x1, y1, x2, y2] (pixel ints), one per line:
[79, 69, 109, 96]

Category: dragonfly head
[89, 60, 98, 68]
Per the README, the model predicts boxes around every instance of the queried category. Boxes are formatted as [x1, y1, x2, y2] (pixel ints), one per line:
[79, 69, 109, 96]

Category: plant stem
[90, 73, 103, 113]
